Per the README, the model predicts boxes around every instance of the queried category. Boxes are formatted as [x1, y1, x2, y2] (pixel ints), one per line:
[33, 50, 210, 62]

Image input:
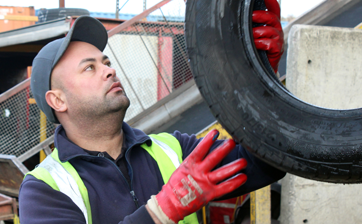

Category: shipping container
[0, 6, 36, 32]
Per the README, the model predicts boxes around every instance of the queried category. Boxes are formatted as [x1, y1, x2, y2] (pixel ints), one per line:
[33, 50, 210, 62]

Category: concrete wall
[282, 25, 362, 223]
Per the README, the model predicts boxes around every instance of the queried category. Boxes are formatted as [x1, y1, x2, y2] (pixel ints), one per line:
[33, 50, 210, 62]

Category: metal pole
[39, 111, 47, 162]
[59, 0, 65, 8]
[143, 0, 147, 11]
[278, 0, 281, 13]
[250, 185, 271, 224]
[278, 0, 281, 20]
[116, 0, 119, 19]
[108, 0, 171, 37]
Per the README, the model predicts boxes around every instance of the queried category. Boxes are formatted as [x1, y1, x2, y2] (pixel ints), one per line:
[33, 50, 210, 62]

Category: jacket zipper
[130, 190, 139, 208]
[104, 156, 140, 208]
[125, 143, 141, 208]
[65, 138, 149, 209]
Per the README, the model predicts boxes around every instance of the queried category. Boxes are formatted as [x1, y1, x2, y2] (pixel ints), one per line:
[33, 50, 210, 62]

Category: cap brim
[53, 16, 108, 67]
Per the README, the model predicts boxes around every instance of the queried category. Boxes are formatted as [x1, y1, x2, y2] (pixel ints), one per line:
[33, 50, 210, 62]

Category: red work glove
[147, 130, 247, 223]
[253, 0, 284, 73]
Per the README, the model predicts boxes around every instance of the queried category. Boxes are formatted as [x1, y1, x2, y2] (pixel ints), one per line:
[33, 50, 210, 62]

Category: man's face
[51, 41, 130, 120]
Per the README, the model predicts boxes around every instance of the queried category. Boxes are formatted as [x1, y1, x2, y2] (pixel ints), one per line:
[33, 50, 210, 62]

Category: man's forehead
[58, 41, 105, 63]
[67, 41, 102, 54]
[52, 41, 105, 76]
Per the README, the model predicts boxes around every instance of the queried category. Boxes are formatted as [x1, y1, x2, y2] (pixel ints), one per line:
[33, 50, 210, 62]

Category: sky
[1, 0, 325, 18]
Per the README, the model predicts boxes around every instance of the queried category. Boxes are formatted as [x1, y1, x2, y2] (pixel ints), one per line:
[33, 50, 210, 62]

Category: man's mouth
[107, 82, 123, 94]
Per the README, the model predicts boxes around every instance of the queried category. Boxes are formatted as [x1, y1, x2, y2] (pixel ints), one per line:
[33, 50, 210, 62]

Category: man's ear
[45, 90, 67, 113]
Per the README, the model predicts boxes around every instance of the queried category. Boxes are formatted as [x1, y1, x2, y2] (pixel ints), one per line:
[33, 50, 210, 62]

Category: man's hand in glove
[253, 0, 284, 73]
[146, 129, 247, 224]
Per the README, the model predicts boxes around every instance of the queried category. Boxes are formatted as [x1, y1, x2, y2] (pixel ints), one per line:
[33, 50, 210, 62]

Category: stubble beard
[69, 92, 130, 123]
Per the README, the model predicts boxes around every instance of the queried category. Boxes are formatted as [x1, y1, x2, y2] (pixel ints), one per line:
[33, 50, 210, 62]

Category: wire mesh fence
[105, 2, 193, 121]
[0, 82, 56, 157]
[0, 0, 192, 157]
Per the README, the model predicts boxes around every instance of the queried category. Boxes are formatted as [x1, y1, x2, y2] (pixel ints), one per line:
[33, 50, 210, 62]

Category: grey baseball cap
[31, 16, 108, 123]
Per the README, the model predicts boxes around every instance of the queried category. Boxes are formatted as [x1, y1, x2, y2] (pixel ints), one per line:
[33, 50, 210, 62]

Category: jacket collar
[54, 122, 152, 162]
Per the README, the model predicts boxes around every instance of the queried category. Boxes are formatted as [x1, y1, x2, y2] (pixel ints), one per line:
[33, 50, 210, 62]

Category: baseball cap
[31, 16, 108, 123]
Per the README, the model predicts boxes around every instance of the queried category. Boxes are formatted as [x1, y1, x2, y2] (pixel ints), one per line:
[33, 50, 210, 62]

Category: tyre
[37, 8, 90, 23]
[185, 0, 362, 183]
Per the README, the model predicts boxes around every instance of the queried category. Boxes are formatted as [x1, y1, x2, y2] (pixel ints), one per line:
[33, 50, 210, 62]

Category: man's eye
[85, 65, 94, 71]
[106, 62, 112, 67]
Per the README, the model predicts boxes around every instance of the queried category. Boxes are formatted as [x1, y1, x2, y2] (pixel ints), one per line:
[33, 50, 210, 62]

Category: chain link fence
[0, 0, 192, 157]
[0, 81, 56, 157]
[105, 2, 193, 121]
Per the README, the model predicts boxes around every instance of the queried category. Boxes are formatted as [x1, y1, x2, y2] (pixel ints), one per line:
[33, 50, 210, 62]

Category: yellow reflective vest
[26, 133, 198, 224]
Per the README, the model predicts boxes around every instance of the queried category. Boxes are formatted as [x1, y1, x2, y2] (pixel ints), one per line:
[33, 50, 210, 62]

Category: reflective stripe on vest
[150, 136, 180, 168]
[26, 133, 198, 224]
[26, 148, 92, 224]
[144, 133, 199, 224]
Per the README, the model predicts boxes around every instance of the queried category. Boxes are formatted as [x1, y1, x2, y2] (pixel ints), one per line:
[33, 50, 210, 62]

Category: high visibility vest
[26, 133, 198, 224]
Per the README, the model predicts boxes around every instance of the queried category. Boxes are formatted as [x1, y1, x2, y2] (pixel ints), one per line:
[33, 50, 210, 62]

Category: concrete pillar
[281, 25, 362, 223]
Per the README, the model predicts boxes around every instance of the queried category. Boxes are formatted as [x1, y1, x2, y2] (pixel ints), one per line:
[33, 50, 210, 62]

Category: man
[19, 0, 285, 223]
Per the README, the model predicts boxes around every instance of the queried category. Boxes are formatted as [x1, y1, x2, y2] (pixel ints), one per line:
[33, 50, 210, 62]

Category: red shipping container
[0, 6, 36, 32]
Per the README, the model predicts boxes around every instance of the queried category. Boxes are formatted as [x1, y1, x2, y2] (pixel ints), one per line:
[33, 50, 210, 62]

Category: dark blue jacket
[19, 122, 285, 224]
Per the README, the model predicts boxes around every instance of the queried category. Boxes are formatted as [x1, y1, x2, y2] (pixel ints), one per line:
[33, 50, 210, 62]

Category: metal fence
[106, 2, 192, 121]
[0, 80, 56, 157]
[0, 0, 192, 157]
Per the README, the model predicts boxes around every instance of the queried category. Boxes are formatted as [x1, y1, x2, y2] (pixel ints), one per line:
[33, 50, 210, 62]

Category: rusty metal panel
[0, 6, 36, 32]
[0, 155, 28, 197]
[0, 193, 17, 221]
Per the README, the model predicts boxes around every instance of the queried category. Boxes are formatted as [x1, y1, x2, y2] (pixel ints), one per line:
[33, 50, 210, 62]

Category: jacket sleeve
[172, 131, 286, 198]
[19, 175, 155, 224]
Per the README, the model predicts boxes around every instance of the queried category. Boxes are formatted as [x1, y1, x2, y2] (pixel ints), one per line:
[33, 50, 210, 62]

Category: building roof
[0, 18, 70, 48]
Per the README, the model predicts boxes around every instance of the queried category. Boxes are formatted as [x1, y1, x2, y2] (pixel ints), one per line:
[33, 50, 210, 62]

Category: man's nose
[103, 66, 116, 80]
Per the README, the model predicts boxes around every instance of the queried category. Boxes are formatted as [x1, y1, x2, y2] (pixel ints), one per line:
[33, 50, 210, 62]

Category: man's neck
[63, 117, 125, 160]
